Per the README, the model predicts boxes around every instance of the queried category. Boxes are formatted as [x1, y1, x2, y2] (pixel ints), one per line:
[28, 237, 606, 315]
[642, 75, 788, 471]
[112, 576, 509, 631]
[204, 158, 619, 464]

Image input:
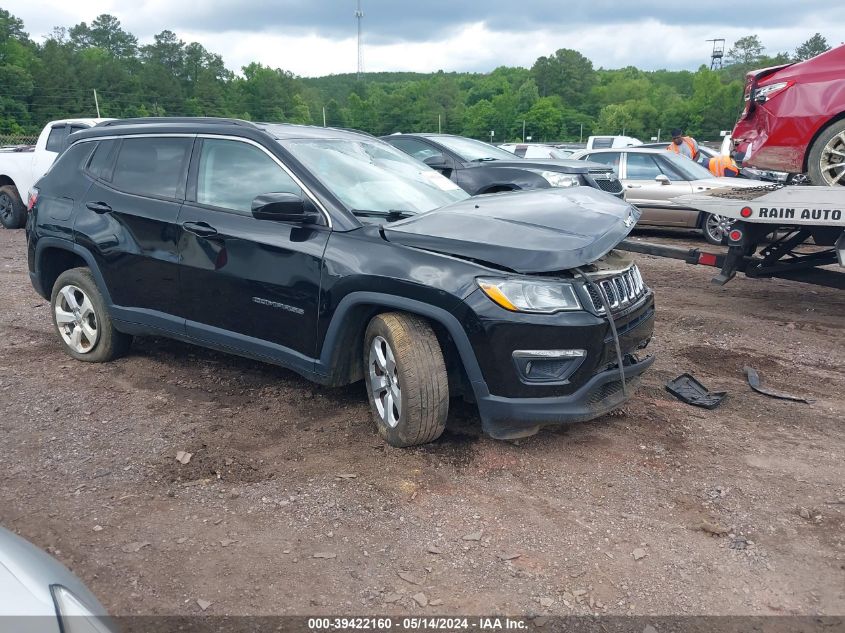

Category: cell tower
[707, 38, 725, 70]
[356, 0, 364, 80]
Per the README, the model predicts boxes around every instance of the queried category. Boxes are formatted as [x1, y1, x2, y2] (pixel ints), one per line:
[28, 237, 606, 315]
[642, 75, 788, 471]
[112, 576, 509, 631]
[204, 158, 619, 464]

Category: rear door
[177, 137, 330, 360]
[621, 152, 695, 227]
[75, 135, 192, 318]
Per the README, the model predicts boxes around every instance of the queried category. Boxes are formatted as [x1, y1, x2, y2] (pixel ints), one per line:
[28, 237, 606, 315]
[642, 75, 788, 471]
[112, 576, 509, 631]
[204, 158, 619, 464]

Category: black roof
[71, 117, 373, 143]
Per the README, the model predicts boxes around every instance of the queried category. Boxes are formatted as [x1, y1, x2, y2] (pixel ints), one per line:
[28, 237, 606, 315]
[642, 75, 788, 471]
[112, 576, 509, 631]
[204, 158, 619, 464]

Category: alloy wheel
[368, 335, 401, 428]
[54, 285, 99, 353]
[705, 213, 734, 244]
[820, 131, 845, 186]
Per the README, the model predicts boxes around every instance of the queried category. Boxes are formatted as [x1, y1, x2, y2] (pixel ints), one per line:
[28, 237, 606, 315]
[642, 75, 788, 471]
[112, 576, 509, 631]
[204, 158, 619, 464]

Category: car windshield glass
[281, 137, 469, 216]
[433, 136, 517, 161]
[661, 152, 715, 180]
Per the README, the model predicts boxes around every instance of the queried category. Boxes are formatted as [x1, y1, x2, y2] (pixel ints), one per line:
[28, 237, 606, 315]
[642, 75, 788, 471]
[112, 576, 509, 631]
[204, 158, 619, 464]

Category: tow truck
[618, 185, 845, 290]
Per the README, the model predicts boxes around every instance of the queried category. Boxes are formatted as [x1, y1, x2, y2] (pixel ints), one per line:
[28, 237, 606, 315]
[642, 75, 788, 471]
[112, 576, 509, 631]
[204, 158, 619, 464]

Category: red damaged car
[732, 44, 845, 186]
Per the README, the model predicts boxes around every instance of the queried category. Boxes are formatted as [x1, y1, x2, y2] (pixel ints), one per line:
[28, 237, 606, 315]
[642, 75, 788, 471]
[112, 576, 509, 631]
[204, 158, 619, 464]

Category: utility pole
[93, 89, 100, 118]
[323, 106, 327, 127]
[656, 127, 661, 142]
[522, 120, 526, 142]
[579, 123, 583, 143]
[355, 0, 364, 80]
[438, 113, 441, 134]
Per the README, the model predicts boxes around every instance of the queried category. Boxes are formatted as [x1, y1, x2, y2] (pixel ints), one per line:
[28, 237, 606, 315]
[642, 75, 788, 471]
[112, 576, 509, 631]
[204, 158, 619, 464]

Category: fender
[316, 291, 489, 400]
[31, 236, 113, 305]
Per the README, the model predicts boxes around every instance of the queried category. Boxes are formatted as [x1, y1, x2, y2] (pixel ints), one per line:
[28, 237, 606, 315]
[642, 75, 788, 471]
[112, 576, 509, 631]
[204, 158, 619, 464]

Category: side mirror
[423, 153, 451, 171]
[655, 174, 670, 185]
[251, 192, 320, 223]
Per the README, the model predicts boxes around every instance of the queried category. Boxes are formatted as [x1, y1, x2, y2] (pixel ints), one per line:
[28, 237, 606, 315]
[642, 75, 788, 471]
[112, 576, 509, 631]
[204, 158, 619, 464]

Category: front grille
[589, 169, 624, 194]
[586, 265, 646, 314]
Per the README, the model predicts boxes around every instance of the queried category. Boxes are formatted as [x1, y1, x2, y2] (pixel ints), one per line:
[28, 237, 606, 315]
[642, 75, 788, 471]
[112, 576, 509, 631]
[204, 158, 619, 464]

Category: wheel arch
[34, 238, 113, 305]
[316, 292, 486, 402]
[0, 175, 18, 190]
[802, 110, 845, 174]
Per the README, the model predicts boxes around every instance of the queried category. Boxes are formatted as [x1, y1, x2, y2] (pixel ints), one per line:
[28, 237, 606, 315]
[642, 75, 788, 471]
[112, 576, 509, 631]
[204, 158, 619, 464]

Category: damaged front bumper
[475, 354, 655, 439]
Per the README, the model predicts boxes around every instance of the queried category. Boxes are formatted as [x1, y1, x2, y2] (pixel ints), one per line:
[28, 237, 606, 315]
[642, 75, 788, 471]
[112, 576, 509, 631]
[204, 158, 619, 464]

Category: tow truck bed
[617, 185, 845, 290]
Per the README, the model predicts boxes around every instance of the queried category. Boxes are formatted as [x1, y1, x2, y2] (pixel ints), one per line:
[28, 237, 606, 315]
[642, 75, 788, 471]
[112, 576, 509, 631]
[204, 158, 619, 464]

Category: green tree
[727, 35, 764, 65]
[795, 33, 830, 61]
[530, 49, 595, 108]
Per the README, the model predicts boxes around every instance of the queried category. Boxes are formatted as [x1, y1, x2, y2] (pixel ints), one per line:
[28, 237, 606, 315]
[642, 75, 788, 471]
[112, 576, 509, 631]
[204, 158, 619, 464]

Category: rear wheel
[807, 119, 845, 186]
[702, 212, 733, 245]
[363, 312, 449, 447]
[0, 185, 25, 229]
[51, 268, 131, 362]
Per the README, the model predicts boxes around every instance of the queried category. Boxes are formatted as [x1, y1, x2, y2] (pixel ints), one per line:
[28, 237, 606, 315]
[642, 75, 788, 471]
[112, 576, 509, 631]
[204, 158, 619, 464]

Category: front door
[177, 137, 329, 360]
[622, 152, 695, 227]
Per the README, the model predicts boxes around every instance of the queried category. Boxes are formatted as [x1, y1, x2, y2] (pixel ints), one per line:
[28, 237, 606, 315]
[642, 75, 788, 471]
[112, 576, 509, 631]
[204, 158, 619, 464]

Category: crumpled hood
[382, 187, 640, 274]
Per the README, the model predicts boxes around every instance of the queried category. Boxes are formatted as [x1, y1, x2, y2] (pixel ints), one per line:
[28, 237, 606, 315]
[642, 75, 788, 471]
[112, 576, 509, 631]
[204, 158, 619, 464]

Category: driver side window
[197, 139, 302, 214]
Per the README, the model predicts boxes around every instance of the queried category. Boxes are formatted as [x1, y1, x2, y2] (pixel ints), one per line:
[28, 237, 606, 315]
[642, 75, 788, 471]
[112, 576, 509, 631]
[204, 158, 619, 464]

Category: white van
[585, 135, 642, 150]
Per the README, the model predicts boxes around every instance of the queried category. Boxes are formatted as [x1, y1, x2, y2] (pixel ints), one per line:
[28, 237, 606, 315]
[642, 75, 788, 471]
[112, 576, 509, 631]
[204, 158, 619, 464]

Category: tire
[807, 119, 845, 186]
[363, 312, 449, 447]
[50, 267, 131, 363]
[702, 212, 733, 246]
[0, 185, 26, 229]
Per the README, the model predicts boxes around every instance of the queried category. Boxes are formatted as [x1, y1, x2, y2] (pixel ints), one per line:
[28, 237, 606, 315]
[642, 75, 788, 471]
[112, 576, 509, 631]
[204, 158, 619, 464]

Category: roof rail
[96, 117, 259, 129]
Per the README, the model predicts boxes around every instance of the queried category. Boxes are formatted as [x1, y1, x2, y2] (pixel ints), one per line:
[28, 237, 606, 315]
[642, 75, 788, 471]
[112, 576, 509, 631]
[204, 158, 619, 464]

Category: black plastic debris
[744, 367, 814, 404]
[665, 373, 727, 409]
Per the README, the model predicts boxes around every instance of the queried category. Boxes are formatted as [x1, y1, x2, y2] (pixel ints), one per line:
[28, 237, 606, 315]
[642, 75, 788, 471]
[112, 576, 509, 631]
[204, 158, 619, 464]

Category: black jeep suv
[381, 133, 624, 198]
[27, 118, 655, 446]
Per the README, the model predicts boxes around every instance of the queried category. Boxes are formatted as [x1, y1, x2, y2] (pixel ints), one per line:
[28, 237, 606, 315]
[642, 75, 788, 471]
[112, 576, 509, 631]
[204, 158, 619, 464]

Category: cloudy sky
[7, 0, 844, 76]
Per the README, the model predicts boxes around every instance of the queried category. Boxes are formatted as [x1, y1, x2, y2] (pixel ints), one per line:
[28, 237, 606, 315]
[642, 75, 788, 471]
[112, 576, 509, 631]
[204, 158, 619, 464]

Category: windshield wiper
[351, 209, 415, 221]
[470, 157, 498, 162]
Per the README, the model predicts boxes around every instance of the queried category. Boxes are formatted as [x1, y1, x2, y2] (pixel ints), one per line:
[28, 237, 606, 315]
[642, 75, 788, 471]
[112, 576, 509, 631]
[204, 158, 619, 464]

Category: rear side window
[87, 140, 118, 180]
[45, 126, 66, 153]
[111, 137, 191, 199]
[584, 152, 621, 175]
[42, 142, 96, 190]
[196, 139, 302, 214]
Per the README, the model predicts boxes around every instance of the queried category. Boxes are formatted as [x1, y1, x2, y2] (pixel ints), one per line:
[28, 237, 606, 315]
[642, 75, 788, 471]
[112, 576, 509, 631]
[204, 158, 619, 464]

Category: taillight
[729, 229, 743, 243]
[753, 81, 794, 103]
[27, 188, 38, 212]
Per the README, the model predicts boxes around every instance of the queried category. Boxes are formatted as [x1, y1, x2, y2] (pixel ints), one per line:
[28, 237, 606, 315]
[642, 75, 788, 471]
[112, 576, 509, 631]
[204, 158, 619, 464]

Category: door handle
[181, 221, 218, 237]
[85, 201, 112, 214]
[626, 184, 642, 189]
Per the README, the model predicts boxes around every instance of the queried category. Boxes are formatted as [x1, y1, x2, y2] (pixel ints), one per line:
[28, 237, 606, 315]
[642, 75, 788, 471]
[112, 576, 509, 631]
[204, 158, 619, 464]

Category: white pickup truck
[0, 119, 107, 228]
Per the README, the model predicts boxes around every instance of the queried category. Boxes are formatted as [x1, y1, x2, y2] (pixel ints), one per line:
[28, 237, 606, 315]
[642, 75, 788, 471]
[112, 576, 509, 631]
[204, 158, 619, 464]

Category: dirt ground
[1, 226, 843, 617]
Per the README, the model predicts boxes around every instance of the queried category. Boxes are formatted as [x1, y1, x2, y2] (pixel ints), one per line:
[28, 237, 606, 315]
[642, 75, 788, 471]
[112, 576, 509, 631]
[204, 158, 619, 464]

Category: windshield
[281, 137, 469, 216]
[433, 136, 517, 161]
[662, 152, 717, 180]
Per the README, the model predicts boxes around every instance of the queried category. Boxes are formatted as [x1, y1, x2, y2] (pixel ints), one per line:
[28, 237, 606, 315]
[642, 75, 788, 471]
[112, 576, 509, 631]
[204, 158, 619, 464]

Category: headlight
[531, 170, 580, 188]
[477, 277, 581, 313]
[51, 585, 114, 633]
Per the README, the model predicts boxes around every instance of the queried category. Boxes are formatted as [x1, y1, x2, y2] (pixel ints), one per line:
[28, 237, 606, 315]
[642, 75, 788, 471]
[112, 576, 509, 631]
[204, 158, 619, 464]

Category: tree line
[0, 9, 834, 143]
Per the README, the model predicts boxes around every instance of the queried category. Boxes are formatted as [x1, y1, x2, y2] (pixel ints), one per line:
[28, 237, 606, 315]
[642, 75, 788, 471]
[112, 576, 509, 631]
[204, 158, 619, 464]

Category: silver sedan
[571, 147, 768, 244]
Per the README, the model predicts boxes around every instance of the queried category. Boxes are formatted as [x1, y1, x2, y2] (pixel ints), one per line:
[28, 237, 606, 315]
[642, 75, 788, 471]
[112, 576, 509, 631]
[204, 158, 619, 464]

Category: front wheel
[702, 212, 734, 245]
[363, 312, 449, 447]
[807, 119, 845, 186]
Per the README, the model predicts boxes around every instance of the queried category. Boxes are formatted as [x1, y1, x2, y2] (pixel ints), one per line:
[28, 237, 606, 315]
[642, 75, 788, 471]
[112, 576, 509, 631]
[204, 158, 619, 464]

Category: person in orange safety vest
[666, 128, 701, 162]
[708, 153, 740, 177]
